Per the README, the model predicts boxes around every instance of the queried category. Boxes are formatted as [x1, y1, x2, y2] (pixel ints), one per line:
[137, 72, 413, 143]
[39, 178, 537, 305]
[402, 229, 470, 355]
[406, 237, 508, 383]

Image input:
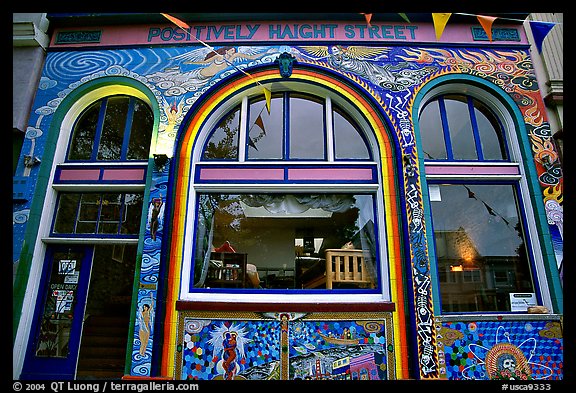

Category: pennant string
[161, 13, 268, 90]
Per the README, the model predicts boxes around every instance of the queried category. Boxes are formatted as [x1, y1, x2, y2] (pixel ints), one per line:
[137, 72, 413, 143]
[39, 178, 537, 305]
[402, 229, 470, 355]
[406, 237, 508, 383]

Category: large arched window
[185, 85, 389, 300]
[202, 92, 371, 161]
[418, 85, 540, 313]
[67, 95, 153, 161]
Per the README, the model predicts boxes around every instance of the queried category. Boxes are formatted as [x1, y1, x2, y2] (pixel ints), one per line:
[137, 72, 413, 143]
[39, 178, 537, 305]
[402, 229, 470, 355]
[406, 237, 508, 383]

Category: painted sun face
[485, 343, 530, 379]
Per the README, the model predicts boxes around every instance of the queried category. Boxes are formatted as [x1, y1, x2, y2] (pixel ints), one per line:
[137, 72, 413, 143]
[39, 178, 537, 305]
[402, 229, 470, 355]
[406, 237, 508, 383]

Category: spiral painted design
[512, 75, 538, 91]
[361, 321, 383, 333]
[531, 124, 552, 138]
[25, 127, 43, 139]
[497, 60, 517, 73]
[545, 199, 563, 226]
[517, 59, 533, 71]
[540, 169, 561, 186]
[185, 319, 210, 334]
[13, 209, 30, 225]
[474, 62, 496, 73]
[45, 51, 125, 81]
[493, 71, 512, 84]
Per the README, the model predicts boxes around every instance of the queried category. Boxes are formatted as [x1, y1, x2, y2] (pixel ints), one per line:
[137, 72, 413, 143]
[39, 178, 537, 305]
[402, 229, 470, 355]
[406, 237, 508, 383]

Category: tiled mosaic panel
[436, 320, 563, 380]
[180, 318, 390, 380]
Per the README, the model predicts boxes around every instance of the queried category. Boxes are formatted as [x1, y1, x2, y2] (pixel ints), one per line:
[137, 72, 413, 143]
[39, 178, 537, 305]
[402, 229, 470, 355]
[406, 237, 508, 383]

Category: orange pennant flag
[254, 115, 266, 134]
[432, 13, 452, 40]
[477, 15, 497, 41]
[263, 87, 271, 114]
[161, 13, 190, 30]
[362, 13, 372, 27]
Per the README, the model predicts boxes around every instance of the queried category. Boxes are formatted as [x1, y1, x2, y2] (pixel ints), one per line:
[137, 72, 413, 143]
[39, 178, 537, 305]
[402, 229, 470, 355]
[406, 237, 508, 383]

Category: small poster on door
[59, 259, 76, 275]
[64, 271, 79, 284]
[53, 290, 74, 313]
[509, 292, 536, 312]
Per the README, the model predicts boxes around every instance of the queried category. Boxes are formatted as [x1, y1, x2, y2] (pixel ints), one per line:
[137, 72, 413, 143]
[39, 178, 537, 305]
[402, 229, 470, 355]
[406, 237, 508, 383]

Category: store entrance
[20, 244, 137, 380]
[76, 244, 137, 379]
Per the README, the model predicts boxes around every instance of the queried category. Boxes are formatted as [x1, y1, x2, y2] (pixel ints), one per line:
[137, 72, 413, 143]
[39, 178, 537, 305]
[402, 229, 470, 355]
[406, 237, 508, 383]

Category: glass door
[20, 246, 94, 380]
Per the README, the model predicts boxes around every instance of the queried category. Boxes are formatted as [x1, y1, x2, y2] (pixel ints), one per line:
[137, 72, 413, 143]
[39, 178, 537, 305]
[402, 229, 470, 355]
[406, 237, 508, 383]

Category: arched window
[202, 92, 371, 161]
[419, 93, 508, 161]
[186, 86, 388, 299]
[418, 86, 538, 313]
[67, 95, 153, 161]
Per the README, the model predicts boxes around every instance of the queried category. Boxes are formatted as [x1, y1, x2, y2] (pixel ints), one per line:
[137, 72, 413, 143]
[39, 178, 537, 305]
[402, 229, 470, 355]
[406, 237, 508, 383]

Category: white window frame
[179, 82, 392, 304]
[419, 83, 553, 311]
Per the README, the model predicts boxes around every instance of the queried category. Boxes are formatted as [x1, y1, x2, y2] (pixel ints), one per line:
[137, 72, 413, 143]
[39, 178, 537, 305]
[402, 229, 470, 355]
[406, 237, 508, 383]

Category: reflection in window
[35, 249, 85, 357]
[202, 106, 240, 160]
[52, 192, 143, 236]
[202, 92, 370, 162]
[419, 94, 507, 161]
[68, 95, 153, 162]
[429, 184, 534, 312]
[333, 106, 371, 160]
[289, 95, 325, 159]
[193, 193, 379, 291]
[247, 95, 284, 160]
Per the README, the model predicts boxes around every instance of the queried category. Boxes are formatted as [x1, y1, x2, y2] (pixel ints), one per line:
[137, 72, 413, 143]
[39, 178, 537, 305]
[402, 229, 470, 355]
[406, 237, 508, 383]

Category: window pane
[86, 244, 137, 313]
[430, 184, 535, 312]
[53, 194, 81, 234]
[68, 101, 101, 161]
[333, 107, 370, 160]
[98, 194, 122, 234]
[52, 192, 143, 236]
[444, 96, 477, 160]
[202, 107, 240, 160]
[76, 194, 101, 234]
[473, 99, 507, 160]
[289, 96, 325, 159]
[97, 97, 129, 161]
[418, 100, 447, 160]
[127, 99, 153, 160]
[247, 97, 284, 159]
[120, 193, 144, 234]
[193, 193, 378, 291]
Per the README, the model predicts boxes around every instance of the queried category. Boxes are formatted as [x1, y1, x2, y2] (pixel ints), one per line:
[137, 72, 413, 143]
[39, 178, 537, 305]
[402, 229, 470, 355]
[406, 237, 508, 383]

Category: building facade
[13, 13, 563, 381]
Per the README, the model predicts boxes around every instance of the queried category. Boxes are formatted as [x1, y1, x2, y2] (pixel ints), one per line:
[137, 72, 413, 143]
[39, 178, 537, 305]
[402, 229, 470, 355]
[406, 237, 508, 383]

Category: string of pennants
[161, 11, 559, 137]
[161, 13, 272, 114]
[361, 12, 560, 53]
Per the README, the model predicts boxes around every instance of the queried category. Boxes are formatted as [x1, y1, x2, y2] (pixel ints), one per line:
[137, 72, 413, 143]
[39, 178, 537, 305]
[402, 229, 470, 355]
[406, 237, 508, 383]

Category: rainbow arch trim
[162, 67, 408, 379]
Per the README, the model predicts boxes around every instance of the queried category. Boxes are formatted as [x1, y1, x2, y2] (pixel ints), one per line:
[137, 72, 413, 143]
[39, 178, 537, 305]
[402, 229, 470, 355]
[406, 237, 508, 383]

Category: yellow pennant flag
[432, 13, 452, 40]
[477, 15, 497, 41]
[160, 13, 190, 30]
[263, 87, 271, 114]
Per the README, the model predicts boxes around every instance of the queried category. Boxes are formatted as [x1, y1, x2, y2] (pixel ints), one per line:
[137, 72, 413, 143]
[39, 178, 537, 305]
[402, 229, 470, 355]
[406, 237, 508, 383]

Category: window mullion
[238, 96, 248, 162]
[438, 97, 454, 160]
[91, 98, 108, 161]
[120, 97, 136, 160]
[325, 96, 335, 162]
[283, 92, 289, 159]
[467, 97, 484, 161]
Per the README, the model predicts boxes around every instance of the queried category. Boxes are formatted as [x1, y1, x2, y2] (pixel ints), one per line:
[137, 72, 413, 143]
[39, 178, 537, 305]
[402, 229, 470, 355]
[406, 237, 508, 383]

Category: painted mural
[13, 38, 563, 380]
[175, 312, 394, 380]
[436, 318, 563, 380]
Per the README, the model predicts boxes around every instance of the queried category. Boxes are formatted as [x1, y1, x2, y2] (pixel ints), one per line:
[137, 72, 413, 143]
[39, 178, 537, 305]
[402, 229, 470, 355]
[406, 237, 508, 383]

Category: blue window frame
[419, 94, 509, 161]
[67, 95, 153, 162]
[51, 192, 143, 237]
[201, 92, 372, 162]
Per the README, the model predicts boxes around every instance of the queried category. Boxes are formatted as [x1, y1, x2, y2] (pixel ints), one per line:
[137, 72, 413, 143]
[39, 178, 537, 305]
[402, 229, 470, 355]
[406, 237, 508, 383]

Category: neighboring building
[12, 13, 563, 381]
